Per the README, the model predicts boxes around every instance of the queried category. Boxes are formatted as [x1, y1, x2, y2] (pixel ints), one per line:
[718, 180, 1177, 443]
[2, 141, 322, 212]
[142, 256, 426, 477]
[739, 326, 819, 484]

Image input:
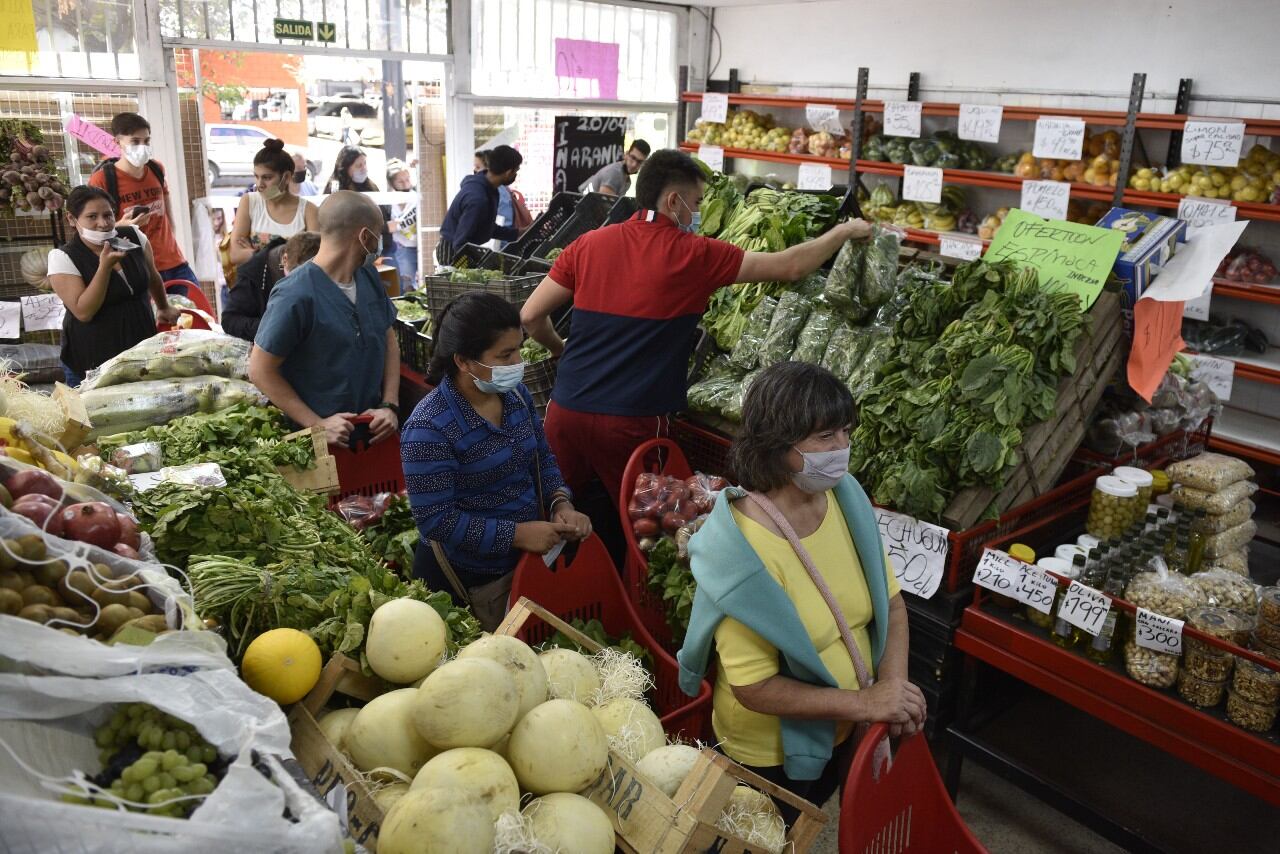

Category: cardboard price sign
[1020, 180, 1071, 221]
[882, 101, 922, 138]
[1033, 117, 1086, 160]
[1012, 566, 1058, 614]
[972, 549, 1022, 596]
[1135, 608, 1184, 655]
[698, 145, 724, 172]
[984, 208, 1124, 309]
[1057, 581, 1110, 637]
[940, 235, 983, 261]
[958, 104, 1003, 143]
[1183, 287, 1213, 322]
[701, 93, 728, 124]
[902, 166, 943, 204]
[1182, 120, 1245, 168]
[1177, 197, 1237, 229]
[797, 163, 834, 191]
[875, 508, 949, 600]
[1188, 353, 1234, 401]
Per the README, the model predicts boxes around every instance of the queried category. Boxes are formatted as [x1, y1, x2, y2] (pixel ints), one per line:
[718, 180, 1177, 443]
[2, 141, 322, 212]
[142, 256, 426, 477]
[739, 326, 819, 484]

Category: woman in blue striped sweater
[401, 292, 592, 629]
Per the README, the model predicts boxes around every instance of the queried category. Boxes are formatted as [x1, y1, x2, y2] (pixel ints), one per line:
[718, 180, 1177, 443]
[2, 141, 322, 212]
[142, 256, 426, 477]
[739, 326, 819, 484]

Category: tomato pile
[627, 472, 729, 540]
[1217, 249, 1277, 285]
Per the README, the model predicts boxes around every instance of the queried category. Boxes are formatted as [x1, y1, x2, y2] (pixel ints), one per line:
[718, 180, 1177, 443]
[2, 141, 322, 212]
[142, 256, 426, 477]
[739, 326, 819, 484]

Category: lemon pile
[1130, 144, 1280, 203]
[687, 110, 791, 153]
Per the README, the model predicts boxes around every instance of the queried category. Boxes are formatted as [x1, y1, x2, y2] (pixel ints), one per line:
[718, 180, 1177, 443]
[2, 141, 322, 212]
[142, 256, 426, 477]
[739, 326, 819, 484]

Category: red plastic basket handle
[334, 414, 375, 452]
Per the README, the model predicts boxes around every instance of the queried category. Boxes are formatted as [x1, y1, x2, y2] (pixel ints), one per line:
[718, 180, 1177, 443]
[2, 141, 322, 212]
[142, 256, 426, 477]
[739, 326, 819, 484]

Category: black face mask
[292, 170, 306, 183]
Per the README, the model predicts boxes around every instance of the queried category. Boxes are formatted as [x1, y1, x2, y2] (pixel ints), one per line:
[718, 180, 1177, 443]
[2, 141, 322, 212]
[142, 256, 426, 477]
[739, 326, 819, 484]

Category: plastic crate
[506, 535, 713, 741]
[506, 192, 582, 259]
[326, 415, 404, 507]
[422, 272, 543, 320]
[523, 357, 557, 418]
[394, 316, 432, 374]
[840, 724, 987, 854]
[514, 256, 554, 276]
[532, 191, 615, 258]
[447, 243, 492, 269]
[670, 417, 734, 482]
[619, 438, 696, 655]
[607, 195, 639, 224]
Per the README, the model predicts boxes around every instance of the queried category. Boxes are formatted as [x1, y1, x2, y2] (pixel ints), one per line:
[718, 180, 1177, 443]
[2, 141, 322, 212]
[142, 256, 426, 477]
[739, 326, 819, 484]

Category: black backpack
[94, 158, 166, 209]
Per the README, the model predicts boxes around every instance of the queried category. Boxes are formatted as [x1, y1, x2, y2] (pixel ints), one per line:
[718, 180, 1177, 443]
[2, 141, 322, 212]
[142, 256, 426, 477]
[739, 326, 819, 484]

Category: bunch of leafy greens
[699, 186, 840, 350]
[849, 259, 1089, 521]
[645, 537, 696, 644]
[357, 494, 420, 572]
[543, 618, 656, 673]
[520, 337, 554, 365]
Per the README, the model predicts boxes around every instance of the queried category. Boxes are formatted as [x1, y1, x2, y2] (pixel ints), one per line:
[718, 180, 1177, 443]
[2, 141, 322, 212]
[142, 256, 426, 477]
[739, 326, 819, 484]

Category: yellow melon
[241, 628, 322, 704]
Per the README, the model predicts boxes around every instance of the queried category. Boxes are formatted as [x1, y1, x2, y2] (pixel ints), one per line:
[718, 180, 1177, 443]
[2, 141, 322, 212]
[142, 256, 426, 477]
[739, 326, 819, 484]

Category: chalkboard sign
[553, 115, 627, 193]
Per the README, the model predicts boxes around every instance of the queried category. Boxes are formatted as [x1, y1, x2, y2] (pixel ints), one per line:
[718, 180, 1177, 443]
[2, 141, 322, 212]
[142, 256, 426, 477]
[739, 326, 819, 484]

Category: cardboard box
[1094, 208, 1187, 330]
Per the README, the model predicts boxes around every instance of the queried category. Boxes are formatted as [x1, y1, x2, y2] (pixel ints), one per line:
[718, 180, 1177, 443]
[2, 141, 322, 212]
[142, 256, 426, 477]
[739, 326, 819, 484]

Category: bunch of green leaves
[520, 337, 554, 365]
[357, 494, 420, 571]
[544, 618, 655, 673]
[645, 537, 695, 644]
[695, 160, 742, 239]
[448, 268, 505, 284]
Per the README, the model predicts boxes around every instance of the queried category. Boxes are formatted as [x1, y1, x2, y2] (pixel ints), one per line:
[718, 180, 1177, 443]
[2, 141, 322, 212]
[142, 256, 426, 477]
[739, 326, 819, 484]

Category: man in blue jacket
[438, 145, 523, 263]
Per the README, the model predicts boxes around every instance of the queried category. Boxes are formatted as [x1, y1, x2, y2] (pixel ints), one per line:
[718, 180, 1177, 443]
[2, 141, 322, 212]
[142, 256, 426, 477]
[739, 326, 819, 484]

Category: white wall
[711, 0, 1280, 105]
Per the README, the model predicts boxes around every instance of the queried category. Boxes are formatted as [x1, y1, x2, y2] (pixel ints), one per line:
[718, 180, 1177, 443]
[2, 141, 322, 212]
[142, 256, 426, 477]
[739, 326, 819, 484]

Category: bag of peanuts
[1167, 452, 1255, 492]
[1172, 480, 1258, 515]
[1123, 563, 1202, 688]
[1201, 520, 1258, 560]
[1204, 547, 1250, 577]
[1188, 568, 1259, 614]
[1192, 500, 1254, 535]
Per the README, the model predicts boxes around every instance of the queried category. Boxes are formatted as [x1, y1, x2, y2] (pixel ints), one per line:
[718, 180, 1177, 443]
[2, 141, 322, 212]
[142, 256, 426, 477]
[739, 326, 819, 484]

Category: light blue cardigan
[676, 474, 891, 780]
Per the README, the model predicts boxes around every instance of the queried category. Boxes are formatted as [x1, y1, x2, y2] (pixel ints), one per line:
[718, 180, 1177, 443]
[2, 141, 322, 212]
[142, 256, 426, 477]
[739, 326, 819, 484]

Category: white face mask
[79, 226, 118, 245]
[792, 446, 850, 494]
[351, 169, 369, 184]
[123, 144, 151, 168]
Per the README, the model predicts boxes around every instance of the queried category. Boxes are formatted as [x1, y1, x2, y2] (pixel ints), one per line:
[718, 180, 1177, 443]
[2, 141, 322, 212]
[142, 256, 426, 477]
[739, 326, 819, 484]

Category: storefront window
[0, 0, 140, 79]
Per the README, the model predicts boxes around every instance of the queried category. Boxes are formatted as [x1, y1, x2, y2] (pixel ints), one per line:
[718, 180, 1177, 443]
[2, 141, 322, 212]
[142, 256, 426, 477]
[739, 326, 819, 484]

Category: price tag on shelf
[1033, 117, 1086, 160]
[882, 101, 922, 138]
[701, 92, 728, 124]
[972, 548, 1022, 596]
[1183, 285, 1213, 322]
[1012, 566, 1058, 615]
[875, 508, 950, 600]
[1135, 608, 1184, 655]
[1182, 120, 1245, 168]
[1057, 581, 1110, 637]
[1177, 196, 1237, 229]
[958, 104, 1003, 143]
[1188, 353, 1235, 401]
[939, 234, 984, 261]
[698, 145, 724, 172]
[797, 163, 834, 191]
[1020, 180, 1071, 221]
[805, 103, 845, 135]
[902, 165, 943, 204]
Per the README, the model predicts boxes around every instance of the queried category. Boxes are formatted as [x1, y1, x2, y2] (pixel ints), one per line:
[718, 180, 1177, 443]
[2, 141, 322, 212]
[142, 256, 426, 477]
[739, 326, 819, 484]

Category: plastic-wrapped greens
[791, 309, 837, 364]
[83, 375, 266, 440]
[728, 296, 778, 372]
[863, 225, 903, 311]
[846, 328, 894, 399]
[760, 291, 813, 367]
[80, 330, 251, 391]
[722, 369, 762, 422]
[823, 239, 868, 320]
[687, 372, 744, 418]
[793, 271, 828, 300]
[821, 326, 864, 379]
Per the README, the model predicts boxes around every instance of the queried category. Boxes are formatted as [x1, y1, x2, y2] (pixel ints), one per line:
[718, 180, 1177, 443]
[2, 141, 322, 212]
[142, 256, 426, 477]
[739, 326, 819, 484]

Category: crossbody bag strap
[744, 491, 874, 692]
[430, 540, 472, 607]
[519, 392, 546, 520]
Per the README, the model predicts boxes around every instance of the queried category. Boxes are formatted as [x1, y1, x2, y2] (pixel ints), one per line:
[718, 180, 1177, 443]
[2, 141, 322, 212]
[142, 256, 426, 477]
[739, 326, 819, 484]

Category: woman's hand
[97, 240, 127, 270]
[117, 210, 152, 229]
[514, 521, 576, 554]
[852, 677, 927, 727]
[155, 305, 181, 326]
[552, 503, 592, 541]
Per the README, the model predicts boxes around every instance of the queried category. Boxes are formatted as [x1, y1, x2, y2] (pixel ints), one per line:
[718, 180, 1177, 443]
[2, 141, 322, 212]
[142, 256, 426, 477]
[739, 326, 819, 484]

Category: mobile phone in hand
[131, 205, 148, 218]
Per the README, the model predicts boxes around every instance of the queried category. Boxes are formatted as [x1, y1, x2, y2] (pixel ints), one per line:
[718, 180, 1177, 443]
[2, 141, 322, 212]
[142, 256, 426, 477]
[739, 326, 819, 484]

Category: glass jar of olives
[1087, 476, 1140, 541]
[1113, 466, 1154, 520]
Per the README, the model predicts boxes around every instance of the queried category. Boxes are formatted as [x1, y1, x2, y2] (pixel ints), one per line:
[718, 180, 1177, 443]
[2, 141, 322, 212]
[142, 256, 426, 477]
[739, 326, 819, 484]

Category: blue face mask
[471, 361, 525, 395]
[677, 196, 701, 234]
[360, 229, 382, 267]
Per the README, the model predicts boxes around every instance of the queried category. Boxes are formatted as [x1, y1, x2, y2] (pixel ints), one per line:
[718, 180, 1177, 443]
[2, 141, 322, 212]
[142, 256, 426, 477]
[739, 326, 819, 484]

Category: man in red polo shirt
[520, 148, 869, 507]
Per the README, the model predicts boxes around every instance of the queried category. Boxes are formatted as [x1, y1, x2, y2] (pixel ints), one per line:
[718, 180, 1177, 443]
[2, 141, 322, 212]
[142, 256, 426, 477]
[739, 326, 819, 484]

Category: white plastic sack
[81, 375, 266, 441]
[80, 330, 250, 392]
[0, 668, 343, 854]
[189, 200, 220, 284]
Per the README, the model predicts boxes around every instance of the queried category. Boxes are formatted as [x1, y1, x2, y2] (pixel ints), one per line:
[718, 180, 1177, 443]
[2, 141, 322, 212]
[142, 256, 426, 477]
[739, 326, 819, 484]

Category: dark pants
[729, 736, 856, 827]
[61, 363, 84, 388]
[542, 401, 671, 507]
[159, 261, 200, 292]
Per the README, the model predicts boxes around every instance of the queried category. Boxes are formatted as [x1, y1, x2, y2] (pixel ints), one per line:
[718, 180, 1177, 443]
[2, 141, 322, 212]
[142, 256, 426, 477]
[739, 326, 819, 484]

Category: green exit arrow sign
[316, 21, 337, 43]
[273, 18, 314, 40]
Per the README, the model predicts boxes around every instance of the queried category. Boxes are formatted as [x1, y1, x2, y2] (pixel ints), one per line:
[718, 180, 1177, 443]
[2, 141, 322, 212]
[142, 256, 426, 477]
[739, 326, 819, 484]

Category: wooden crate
[942, 290, 1124, 530]
[276, 426, 340, 495]
[498, 598, 829, 854]
[288, 654, 391, 851]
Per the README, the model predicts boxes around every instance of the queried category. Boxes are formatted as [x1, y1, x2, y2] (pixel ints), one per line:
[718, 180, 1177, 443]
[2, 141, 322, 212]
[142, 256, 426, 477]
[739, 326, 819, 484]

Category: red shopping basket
[840, 724, 987, 853]
[509, 532, 712, 742]
[327, 414, 404, 507]
[619, 438, 695, 654]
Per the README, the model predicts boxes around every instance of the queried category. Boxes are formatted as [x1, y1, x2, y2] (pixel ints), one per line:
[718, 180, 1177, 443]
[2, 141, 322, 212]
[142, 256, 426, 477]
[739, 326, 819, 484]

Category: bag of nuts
[1204, 547, 1250, 577]
[1126, 566, 1204, 620]
[1124, 640, 1179, 688]
[1188, 569, 1259, 614]
[1171, 480, 1258, 515]
[1192, 500, 1254, 535]
[1201, 519, 1258, 560]
[1167, 452, 1255, 492]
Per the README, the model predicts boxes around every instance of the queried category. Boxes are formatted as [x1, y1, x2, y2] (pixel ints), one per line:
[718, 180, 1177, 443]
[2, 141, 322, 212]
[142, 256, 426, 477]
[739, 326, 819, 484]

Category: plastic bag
[687, 373, 744, 419]
[1125, 562, 1203, 620]
[1172, 480, 1258, 515]
[846, 328, 894, 399]
[109, 442, 163, 475]
[684, 472, 728, 518]
[80, 331, 251, 392]
[1221, 248, 1277, 284]
[335, 493, 395, 532]
[0, 669, 342, 854]
[1201, 519, 1258, 560]
[81, 376, 266, 441]
[760, 292, 812, 367]
[1188, 568, 1259, 612]
[0, 343, 63, 384]
[1166, 452, 1255, 492]
[728, 296, 777, 372]
[1192, 500, 1254, 535]
[1205, 547, 1249, 577]
[862, 226, 903, 311]
[821, 326, 864, 379]
[722, 369, 760, 422]
[822, 239, 868, 320]
[1124, 641, 1179, 689]
[790, 309, 837, 364]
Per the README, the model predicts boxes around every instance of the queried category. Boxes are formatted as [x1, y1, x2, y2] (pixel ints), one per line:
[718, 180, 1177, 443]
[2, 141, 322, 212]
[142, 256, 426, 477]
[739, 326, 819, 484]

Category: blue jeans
[159, 261, 200, 298]
[62, 363, 84, 387]
[392, 243, 419, 292]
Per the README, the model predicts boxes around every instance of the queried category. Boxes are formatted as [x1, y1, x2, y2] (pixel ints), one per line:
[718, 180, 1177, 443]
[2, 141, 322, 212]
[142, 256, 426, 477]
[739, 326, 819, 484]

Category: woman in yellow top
[677, 361, 925, 817]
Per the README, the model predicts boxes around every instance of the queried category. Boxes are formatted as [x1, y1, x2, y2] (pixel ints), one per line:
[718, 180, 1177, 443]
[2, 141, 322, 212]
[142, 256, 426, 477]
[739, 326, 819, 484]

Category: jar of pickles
[1113, 466, 1154, 514]
[1087, 476, 1140, 540]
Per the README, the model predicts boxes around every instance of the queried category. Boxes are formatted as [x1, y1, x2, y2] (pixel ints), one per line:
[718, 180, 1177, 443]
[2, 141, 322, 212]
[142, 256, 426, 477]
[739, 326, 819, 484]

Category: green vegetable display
[358, 494, 420, 571]
[865, 130, 991, 171]
[644, 537, 695, 645]
[448, 268, 507, 284]
[727, 296, 777, 372]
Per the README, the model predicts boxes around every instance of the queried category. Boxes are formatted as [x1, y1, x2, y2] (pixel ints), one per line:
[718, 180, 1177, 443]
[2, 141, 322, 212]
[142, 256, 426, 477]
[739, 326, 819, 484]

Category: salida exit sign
[273, 18, 337, 43]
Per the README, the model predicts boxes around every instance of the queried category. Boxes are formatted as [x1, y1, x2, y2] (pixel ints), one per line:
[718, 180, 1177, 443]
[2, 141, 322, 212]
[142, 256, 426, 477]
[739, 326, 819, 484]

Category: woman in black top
[46, 186, 178, 386]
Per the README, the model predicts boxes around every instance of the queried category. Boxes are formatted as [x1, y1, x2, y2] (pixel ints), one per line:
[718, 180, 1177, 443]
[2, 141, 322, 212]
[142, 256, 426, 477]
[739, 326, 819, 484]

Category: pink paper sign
[65, 114, 120, 158]
[554, 38, 620, 101]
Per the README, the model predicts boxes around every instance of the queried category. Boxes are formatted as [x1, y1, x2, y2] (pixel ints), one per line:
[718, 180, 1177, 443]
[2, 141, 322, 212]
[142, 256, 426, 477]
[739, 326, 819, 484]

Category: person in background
[473, 150, 488, 174]
[89, 112, 199, 292]
[678, 362, 923, 823]
[401, 292, 591, 629]
[384, 159, 420, 291]
[438, 145, 523, 263]
[520, 148, 870, 514]
[327, 146, 392, 257]
[228, 139, 319, 266]
[579, 139, 650, 197]
[290, 151, 320, 197]
[248, 192, 399, 446]
[45, 186, 179, 386]
[222, 231, 320, 342]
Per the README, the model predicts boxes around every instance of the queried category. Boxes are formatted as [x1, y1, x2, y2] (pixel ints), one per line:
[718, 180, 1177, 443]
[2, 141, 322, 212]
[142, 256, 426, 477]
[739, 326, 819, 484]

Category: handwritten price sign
[1135, 608, 1184, 655]
[1033, 117, 1086, 161]
[1188, 353, 1235, 401]
[797, 163, 834, 191]
[940, 235, 983, 261]
[958, 104, 1003, 144]
[1057, 581, 1110, 637]
[1012, 566, 1058, 614]
[902, 165, 943, 204]
[701, 93, 728, 124]
[698, 145, 724, 172]
[805, 104, 845, 136]
[1182, 121, 1244, 168]
[1020, 180, 1071, 221]
[972, 549, 1022, 596]
[875, 508, 949, 600]
[1177, 196, 1237, 230]
[882, 101, 922, 138]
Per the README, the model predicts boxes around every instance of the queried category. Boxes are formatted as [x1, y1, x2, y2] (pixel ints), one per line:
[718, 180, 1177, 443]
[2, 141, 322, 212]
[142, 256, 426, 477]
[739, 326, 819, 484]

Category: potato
[91, 585, 130, 607]
[21, 585, 57, 607]
[0, 540, 17, 570]
[50, 606, 82, 625]
[17, 534, 46, 563]
[18, 604, 52, 622]
[125, 606, 145, 622]
[0, 587, 22, 614]
[121, 614, 168, 634]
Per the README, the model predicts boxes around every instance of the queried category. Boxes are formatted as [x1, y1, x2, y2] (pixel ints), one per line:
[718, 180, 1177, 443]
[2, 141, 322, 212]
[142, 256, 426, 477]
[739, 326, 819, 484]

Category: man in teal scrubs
[249, 191, 401, 446]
